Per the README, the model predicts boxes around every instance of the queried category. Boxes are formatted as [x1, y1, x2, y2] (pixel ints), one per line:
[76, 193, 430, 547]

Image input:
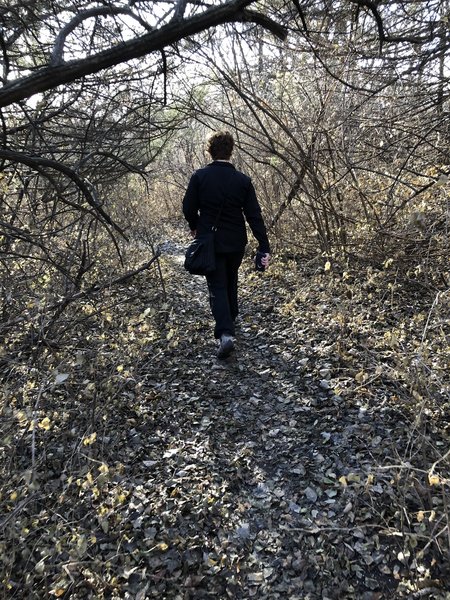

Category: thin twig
[31, 382, 48, 476]
[0, 494, 39, 531]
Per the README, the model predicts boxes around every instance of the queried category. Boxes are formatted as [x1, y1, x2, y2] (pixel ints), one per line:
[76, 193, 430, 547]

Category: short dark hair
[207, 131, 234, 160]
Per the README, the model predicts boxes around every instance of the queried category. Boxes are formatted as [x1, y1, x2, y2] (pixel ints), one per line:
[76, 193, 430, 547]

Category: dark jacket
[182, 161, 270, 254]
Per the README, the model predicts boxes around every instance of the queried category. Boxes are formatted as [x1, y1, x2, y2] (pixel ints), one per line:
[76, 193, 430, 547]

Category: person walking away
[182, 131, 271, 359]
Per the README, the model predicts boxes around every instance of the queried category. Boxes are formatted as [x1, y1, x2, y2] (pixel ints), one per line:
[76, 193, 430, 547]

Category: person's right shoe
[217, 335, 235, 359]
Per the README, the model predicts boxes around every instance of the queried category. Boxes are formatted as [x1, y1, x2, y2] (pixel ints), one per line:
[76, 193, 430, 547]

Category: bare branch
[0, 148, 127, 239]
[50, 6, 153, 66]
[291, 0, 309, 35]
[240, 9, 288, 41]
[0, 0, 288, 108]
[350, 0, 385, 52]
[171, 0, 189, 22]
[47, 251, 162, 324]
[350, 0, 440, 47]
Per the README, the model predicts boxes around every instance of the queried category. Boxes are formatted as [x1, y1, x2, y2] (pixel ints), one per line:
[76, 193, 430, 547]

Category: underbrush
[0, 245, 171, 598]
[0, 236, 449, 598]
[263, 257, 450, 596]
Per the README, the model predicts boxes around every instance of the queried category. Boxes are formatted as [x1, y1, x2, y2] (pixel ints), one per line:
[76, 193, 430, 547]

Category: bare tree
[163, 2, 449, 282]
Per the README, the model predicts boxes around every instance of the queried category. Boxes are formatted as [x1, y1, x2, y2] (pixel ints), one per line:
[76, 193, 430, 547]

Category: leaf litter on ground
[0, 231, 449, 599]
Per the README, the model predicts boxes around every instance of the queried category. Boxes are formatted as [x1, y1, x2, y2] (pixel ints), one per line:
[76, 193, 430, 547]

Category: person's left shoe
[217, 335, 235, 359]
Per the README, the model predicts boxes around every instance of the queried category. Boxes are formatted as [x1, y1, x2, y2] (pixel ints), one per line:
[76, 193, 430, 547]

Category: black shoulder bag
[184, 197, 227, 276]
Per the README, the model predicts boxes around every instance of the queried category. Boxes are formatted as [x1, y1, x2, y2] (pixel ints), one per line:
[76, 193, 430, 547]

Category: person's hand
[261, 253, 271, 268]
[190, 229, 197, 238]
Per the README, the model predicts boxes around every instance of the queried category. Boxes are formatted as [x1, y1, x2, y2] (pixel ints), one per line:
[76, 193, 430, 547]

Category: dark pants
[206, 251, 245, 339]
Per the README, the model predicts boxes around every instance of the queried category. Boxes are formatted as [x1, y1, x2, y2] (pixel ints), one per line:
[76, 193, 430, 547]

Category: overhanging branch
[0, 148, 127, 239]
[50, 6, 154, 66]
[0, 0, 287, 108]
[240, 9, 288, 40]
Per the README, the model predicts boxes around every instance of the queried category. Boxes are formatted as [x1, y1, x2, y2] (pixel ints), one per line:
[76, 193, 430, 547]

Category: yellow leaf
[83, 432, 97, 446]
[428, 473, 440, 486]
[417, 511, 425, 522]
[10, 491, 18, 501]
[98, 463, 109, 474]
[338, 476, 347, 487]
[53, 589, 66, 597]
[16, 410, 28, 425]
[324, 261, 331, 272]
[117, 365, 124, 373]
[157, 542, 169, 551]
[347, 473, 361, 483]
[355, 371, 366, 383]
[38, 417, 51, 431]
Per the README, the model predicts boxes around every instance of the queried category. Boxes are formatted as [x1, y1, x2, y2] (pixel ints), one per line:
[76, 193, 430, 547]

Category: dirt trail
[124, 240, 431, 600]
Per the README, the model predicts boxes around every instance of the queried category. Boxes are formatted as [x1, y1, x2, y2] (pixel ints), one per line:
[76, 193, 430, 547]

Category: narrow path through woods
[112, 238, 443, 600]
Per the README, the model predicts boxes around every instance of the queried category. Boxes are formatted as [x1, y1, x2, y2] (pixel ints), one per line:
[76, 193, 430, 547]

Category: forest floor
[1, 229, 449, 599]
